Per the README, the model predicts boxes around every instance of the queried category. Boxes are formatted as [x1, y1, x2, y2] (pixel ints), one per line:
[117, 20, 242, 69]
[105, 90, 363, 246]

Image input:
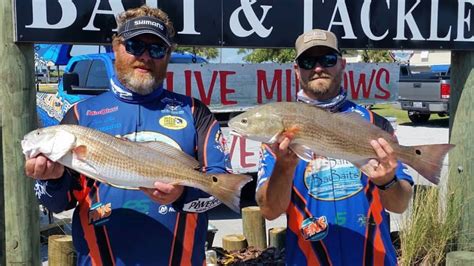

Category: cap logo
[134, 20, 164, 31]
[304, 32, 327, 43]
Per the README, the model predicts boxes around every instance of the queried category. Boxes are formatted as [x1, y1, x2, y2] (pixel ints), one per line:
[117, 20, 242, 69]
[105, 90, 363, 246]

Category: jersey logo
[304, 156, 363, 200]
[88, 202, 112, 225]
[159, 115, 187, 130]
[183, 197, 221, 213]
[300, 216, 329, 241]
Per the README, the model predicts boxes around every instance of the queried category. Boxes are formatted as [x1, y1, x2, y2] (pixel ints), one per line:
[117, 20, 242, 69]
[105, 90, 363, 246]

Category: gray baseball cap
[295, 29, 340, 59]
[117, 16, 172, 46]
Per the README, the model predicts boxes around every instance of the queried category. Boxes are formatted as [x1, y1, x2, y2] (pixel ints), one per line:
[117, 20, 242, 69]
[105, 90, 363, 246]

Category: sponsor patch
[34, 181, 52, 199]
[300, 216, 329, 241]
[183, 197, 221, 213]
[159, 115, 187, 130]
[86, 106, 119, 116]
[88, 202, 112, 225]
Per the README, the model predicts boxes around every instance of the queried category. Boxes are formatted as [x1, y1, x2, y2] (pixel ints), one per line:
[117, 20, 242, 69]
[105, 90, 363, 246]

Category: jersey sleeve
[255, 144, 277, 192]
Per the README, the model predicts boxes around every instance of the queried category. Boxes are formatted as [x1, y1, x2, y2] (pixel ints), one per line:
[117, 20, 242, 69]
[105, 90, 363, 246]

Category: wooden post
[268, 227, 286, 250]
[48, 235, 75, 266]
[0, 117, 4, 266]
[446, 251, 474, 266]
[0, 0, 40, 265]
[449, 52, 474, 252]
[222, 234, 247, 252]
[241, 206, 267, 249]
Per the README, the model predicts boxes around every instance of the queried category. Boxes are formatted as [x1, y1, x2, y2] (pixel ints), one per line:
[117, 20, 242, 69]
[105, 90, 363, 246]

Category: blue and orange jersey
[34, 76, 230, 266]
[257, 101, 413, 266]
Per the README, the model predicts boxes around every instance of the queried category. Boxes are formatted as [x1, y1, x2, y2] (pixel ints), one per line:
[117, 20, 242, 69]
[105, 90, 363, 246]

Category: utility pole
[447, 52, 474, 260]
[0, 0, 40, 265]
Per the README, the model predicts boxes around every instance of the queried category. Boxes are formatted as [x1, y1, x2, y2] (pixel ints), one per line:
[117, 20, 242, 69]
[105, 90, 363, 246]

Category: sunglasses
[124, 39, 168, 59]
[297, 53, 339, 70]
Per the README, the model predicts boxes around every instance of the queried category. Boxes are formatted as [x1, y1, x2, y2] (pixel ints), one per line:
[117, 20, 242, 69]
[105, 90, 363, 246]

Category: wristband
[375, 176, 398, 191]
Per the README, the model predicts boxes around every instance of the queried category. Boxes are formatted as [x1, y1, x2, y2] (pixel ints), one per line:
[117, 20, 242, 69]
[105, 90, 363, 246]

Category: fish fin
[207, 173, 253, 213]
[402, 144, 455, 185]
[139, 141, 200, 169]
[283, 125, 302, 140]
[72, 145, 88, 161]
[48, 130, 76, 162]
[289, 143, 314, 162]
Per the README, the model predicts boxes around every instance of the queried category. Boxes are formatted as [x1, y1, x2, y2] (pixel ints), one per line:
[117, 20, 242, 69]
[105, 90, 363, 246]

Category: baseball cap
[295, 29, 340, 59]
[117, 16, 173, 47]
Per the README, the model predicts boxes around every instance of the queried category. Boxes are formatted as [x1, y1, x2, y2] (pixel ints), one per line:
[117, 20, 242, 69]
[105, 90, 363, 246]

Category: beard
[301, 70, 344, 99]
[115, 61, 162, 95]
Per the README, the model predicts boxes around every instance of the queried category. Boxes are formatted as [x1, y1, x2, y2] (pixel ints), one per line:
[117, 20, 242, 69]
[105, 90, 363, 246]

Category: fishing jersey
[34, 76, 230, 266]
[256, 100, 413, 266]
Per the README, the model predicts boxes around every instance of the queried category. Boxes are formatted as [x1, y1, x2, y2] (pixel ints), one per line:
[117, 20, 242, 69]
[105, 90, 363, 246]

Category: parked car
[398, 64, 450, 123]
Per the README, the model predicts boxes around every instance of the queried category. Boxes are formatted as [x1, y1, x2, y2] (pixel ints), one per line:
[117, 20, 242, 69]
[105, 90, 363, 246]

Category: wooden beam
[1, 124, 4, 266]
[449, 52, 474, 252]
[0, 0, 40, 265]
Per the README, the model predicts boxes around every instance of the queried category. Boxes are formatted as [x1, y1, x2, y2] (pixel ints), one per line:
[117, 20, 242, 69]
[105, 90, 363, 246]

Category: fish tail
[402, 144, 455, 185]
[209, 173, 253, 213]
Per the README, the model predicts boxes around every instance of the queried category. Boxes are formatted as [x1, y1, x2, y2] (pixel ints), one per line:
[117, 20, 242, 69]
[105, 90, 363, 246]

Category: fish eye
[241, 118, 248, 124]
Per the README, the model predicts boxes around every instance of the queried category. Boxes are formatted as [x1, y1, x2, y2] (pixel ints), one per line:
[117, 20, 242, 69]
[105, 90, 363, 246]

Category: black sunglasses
[297, 53, 339, 70]
[124, 39, 168, 59]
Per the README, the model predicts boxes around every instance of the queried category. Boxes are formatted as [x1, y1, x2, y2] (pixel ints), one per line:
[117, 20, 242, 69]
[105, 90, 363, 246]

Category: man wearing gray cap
[24, 5, 230, 265]
[255, 29, 413, 265]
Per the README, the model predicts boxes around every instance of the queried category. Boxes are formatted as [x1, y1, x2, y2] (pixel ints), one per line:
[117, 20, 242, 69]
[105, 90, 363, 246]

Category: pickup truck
[398, 64, 450, 123]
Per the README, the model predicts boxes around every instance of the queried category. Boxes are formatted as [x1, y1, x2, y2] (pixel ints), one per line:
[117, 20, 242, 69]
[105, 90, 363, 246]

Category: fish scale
[228, 101, 454, 185]
[22, 124, 252, 213]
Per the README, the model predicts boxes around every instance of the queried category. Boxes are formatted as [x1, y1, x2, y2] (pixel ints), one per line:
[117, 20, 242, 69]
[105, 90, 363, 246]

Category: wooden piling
[222, 234, 247, 252]
[268, 227, 286, 250]
[48, 235, 75, 266]
[0, 0, 39, 265]
[446, 251, 474, 266]
[242, 206, 267, 249]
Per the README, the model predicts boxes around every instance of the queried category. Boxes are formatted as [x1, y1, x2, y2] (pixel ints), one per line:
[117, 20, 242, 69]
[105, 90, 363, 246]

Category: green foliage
[398, 182, 464, 265]
[237, 48, 295, 63]
[360, 50, 393, 63]
[176, 47, 219, 60]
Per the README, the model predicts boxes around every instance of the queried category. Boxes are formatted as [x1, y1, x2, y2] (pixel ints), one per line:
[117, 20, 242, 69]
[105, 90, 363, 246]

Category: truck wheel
[408, 112, 430, 123]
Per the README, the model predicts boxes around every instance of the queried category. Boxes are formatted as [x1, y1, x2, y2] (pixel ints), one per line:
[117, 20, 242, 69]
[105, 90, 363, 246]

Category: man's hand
[270, 136, 300, 168]
[140, 182, 184, 205]
[25, 155, 64, 180]
[363, 138, 397, 185]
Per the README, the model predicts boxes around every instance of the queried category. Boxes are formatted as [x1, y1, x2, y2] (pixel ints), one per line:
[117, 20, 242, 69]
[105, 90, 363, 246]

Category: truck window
[86, 60, 109, 88]
[70, 60, 92, 87]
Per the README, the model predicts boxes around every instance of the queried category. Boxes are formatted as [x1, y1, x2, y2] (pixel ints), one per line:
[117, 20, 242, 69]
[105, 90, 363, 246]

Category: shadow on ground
[399, 118, 450, 128]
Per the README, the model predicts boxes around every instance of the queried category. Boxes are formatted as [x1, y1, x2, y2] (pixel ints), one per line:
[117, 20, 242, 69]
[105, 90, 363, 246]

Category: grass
[369, 103, 450, 127]
[37, 83, 58, 93]
[398, 182, 465, 265]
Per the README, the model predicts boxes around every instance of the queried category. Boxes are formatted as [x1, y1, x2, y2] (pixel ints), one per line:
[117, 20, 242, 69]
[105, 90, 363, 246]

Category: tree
[175, 46, 219, 60]
[360, 50, 393, 63]
[238, 48, 295, 63]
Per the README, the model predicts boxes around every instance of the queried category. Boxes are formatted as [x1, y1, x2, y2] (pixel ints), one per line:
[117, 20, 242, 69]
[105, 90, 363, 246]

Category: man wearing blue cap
[25, 5, 230, 265]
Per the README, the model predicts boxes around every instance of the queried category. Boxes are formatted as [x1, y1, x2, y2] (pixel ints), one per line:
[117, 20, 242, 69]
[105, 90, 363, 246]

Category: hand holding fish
[140, 182, 184, 205]
[271, 136, 300, 169]
[363, 138, 398, 186]
[25, 154, 64, 180]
